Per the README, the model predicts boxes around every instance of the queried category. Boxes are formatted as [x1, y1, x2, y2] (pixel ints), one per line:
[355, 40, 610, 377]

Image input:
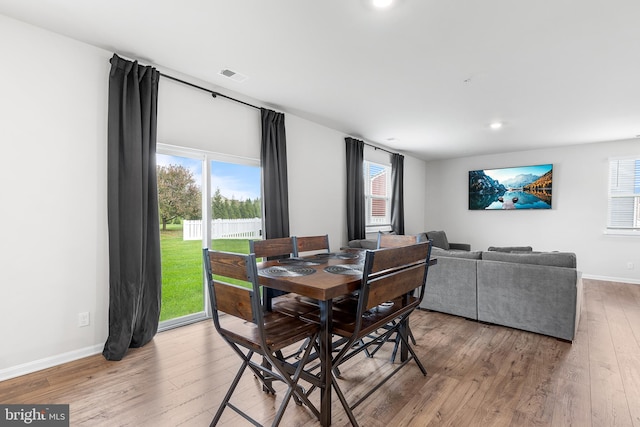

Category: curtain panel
[260, 108, 291, 305]
[345, 137, 365, 241]
[260, 108, 290, 239]
[103, 54, 161, 361]
[390, 153, 405, 235]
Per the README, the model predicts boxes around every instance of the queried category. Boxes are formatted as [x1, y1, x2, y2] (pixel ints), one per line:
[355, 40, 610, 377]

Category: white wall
[0, 14, 428, 378]
[0, 15, 111, 375]
[425, 140, 640, 283]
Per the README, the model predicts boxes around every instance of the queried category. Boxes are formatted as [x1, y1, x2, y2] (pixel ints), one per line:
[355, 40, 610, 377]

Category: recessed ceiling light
[490, 122, 503, 130]
[372, 0, 394, 8]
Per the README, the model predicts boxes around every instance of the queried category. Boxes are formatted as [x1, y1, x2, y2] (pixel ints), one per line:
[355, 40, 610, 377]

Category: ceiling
[1, 0, 639, 160]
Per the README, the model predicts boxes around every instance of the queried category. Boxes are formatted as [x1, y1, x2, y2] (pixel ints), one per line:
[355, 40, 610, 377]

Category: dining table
[256, 249, 366, 427]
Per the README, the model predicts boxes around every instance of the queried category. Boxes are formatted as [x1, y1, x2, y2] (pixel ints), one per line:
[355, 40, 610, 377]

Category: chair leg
[396, 329, 427, 376]
[211, 356, 250, 426]
[331, 373, 360, 427]
[268, 333, 320, 426]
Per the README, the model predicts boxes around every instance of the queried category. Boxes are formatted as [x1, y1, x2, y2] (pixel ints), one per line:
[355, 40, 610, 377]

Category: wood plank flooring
[1, 278, 639, 426]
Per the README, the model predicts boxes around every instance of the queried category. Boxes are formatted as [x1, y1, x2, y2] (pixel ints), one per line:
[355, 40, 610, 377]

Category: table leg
[399, 319, 409, 362]
[319, 299, 332, 427]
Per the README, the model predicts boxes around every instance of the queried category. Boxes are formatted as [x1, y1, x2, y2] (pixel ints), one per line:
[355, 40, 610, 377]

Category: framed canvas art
[469, 164, 553, 210]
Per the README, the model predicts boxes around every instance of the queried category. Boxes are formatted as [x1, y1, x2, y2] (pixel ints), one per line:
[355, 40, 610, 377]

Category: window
[364, 160, 392, 231]
[156, 144, 261, 331]
[607, 157, 640, 233]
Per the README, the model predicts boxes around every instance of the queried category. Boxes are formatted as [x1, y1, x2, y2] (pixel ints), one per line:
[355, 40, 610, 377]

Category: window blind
[607, 158, 640, 230]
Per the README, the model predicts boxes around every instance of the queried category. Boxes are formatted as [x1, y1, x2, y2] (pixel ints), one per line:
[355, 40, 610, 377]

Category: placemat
[335, 252, 362, 260]
[258, 266, 317, 277]
[324, 264, 364, 275]
[278, 258, 327, 266]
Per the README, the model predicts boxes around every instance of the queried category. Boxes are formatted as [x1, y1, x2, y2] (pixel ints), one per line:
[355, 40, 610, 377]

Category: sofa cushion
[427, 230, 450, 250]
[431, 247, 482, 260]
[481, 251, 576, 268]
[487, 246, 533, 252]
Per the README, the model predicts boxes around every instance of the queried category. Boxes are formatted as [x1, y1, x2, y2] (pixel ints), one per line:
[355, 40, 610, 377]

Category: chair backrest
[360, 241, 432, 314]
[203, 249, 261, 329]
[250, 237, 295, 260]
[294, 235, 330, 256]
[376, 232, 418, 249]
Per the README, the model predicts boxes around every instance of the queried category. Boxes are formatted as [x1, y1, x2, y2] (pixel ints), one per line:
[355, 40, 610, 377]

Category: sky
[156, 154, 261, 201]
[483, 164, 552, 183]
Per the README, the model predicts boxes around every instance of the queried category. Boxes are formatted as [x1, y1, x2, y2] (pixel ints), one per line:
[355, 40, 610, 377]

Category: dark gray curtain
[260, 108, 290, 305]
[103, 54, 161, 361]
[390, 153, 405, 235]
[345, 137, 365, 241]
[260, 108, 290, 239]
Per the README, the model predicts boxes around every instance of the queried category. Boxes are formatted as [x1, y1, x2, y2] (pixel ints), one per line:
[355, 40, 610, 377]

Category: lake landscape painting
[469, 164, 553, 210]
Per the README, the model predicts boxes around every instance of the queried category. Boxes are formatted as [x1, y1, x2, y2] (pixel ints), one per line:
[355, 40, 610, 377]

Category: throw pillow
[427, 230, 450, 250]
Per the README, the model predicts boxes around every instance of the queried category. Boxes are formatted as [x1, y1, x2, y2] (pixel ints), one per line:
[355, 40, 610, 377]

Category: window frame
[156, 143, 261, 331]
[363, 160, 392, 233]
[606, 156, 640, 236]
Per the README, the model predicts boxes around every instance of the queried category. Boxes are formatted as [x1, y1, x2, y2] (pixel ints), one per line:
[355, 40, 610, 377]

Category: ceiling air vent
[219, 69, 247, 83]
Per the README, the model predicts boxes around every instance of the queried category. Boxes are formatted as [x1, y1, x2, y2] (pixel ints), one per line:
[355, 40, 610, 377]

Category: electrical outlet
[627, 262, 635, 270]
[78, 312, 90, 327]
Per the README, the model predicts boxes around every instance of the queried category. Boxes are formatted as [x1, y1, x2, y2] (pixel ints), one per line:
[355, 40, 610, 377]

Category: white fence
[183, 218, 262, 240]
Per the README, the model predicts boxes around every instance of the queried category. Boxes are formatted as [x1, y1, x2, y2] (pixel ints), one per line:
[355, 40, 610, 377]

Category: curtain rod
[161, 72, 398, 151]
[160, 73, 261, 111]
[363, 141, 397, 156]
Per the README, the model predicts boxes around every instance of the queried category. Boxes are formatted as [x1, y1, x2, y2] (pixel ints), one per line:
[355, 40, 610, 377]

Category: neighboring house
[371, 169, 387, 220]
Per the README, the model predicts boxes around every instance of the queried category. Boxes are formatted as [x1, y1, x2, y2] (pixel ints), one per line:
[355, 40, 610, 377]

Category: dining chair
[250, 237, 318, 316]
[376, 232, 418, 249]
[294, 234, 330, 257]
[374, 232, 419, 359]
[202, 249, 320, 427]
[312, 241, 433, 427]
[250, 236, 296, 261]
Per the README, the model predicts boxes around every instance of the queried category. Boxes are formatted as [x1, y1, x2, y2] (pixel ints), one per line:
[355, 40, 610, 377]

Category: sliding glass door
[157, 145, 261, 330]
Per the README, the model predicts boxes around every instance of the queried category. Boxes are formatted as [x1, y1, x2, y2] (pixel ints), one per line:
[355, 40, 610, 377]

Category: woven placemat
[324, 264, 363, 275]
[258, 266, 317, 277]
[278, 258, 326, 266]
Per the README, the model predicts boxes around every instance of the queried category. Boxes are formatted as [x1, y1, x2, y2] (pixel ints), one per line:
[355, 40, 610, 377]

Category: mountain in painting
[502, 173, 539, 188]
[524, 170, 553, 190]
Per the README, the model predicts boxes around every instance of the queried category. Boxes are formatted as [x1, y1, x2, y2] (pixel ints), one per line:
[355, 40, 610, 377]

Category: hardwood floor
[1, 279, 639, 426]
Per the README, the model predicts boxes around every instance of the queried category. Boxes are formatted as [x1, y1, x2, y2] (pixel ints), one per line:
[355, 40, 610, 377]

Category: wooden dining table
[256, 250, 365, 427]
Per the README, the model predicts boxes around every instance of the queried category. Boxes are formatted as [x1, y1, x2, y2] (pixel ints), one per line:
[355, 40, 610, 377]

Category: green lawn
[159, 224, 252, 322]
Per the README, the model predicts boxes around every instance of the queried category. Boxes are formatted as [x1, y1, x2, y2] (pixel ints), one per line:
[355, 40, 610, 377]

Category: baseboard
[582, 274, 640, 285]
[0, 344, 104, 382]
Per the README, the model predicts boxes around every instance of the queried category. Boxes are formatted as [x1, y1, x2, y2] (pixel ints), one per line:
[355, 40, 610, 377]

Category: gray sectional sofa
[420, 247, 583, 342]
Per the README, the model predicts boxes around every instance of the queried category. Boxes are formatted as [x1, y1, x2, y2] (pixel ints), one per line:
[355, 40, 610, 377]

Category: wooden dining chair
[374, 232, 419, 359]
[203, 249, 320, 427]
[376, 232, 418, 249]
[315, 242, 433, 427]
[293, 234, 331, 257]
[250, 236, 296, 261]
[249, 237, 318, 316]
[250, 237, 295, 310]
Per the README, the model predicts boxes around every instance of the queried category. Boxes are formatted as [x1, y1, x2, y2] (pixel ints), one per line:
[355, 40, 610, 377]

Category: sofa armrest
[449, 243, 471, 251]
